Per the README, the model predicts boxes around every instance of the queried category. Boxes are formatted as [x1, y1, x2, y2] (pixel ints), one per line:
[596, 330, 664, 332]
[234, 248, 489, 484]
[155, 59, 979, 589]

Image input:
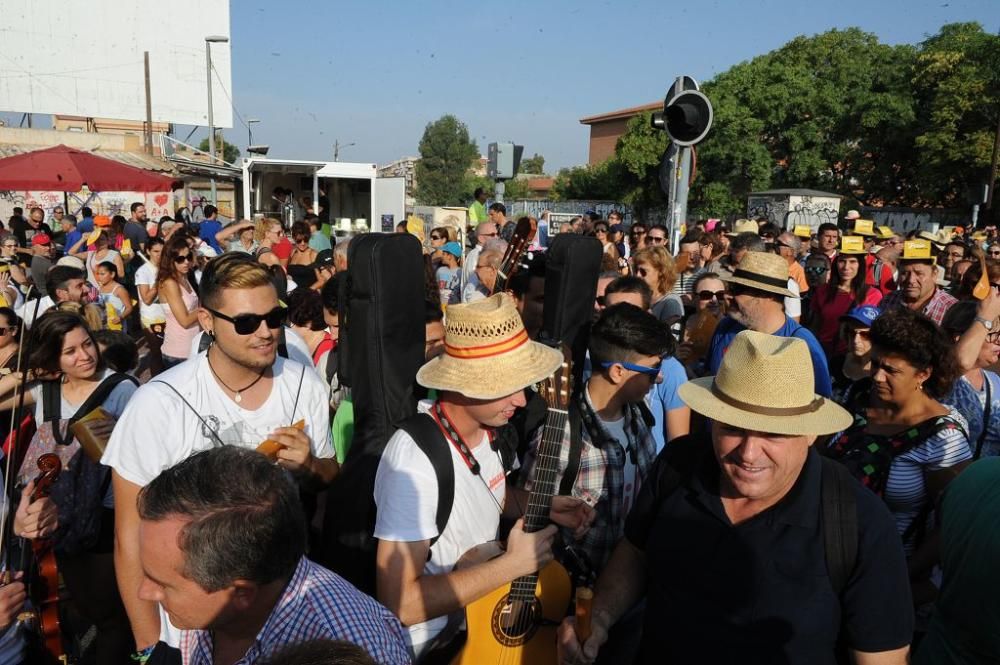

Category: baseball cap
[440, 241, 462, 259]
[840, 305, 879, 328]
[31, 233, 51, 246]
[313, 249, 334, 269]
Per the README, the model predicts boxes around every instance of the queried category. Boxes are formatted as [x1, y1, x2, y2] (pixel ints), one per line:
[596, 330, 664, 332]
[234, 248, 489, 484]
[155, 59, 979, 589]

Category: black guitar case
[538, 234, 603, 386]
[318, 232, 426, 593]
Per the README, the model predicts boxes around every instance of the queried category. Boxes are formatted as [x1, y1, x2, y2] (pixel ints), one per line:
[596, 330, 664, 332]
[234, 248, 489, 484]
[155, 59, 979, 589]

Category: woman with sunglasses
[632, 246, 683, 326]
[807, 240, 881, 357]
[833, 305, 878, 409]
[0, 237, 28, 291]
[253, 217, 284, 270]
[677, 273, 726, 374]
[593, 223, 621, 262]
[287, 221, 318, 286]
[156, 235, 202, 368]
[942, 299, 1000, 460]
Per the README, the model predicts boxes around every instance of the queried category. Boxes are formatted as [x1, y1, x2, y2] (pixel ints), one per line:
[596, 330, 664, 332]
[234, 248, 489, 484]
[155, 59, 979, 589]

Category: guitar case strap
[559, 402, 584, 498]
[398, 413, 454, 549]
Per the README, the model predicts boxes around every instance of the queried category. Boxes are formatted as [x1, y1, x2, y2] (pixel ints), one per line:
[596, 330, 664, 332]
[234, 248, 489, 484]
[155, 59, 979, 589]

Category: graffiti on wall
[508, 200, 633, 225]
[0, 188, 177, 223]
[859, 208, 967, 235]
[747, 194, 839, 232]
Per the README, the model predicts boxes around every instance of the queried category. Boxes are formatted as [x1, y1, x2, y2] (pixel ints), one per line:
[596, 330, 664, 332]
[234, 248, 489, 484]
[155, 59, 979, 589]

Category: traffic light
[487, 142, 524, 180]
[651, 89, 713, 146]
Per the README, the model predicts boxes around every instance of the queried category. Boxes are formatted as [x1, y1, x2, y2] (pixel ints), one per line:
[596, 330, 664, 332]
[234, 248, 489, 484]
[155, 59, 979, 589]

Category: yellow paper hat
[793, 225, 812, 239]
[852, 219, 876, 237]
[839, 236, 867, 255]
[902, 239, 933, 260]
[876, 226, 895, 240]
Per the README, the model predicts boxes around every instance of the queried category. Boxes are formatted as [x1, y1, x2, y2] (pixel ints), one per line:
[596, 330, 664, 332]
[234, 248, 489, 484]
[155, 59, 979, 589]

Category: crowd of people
[0, 198, 995, 665]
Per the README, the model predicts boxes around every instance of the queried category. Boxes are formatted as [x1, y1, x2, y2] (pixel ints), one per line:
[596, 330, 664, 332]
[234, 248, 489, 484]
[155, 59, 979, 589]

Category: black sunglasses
[206, 306, 288, 335]
[698, 290, 726, 301]
[174, 253, 193, 264]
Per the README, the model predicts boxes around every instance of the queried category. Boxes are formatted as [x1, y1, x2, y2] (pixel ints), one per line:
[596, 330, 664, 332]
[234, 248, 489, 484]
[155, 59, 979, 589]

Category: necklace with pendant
[207, 353, 267, 404]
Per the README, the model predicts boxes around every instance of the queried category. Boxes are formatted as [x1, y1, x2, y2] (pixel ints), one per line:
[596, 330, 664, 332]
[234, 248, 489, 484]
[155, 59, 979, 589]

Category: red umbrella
[0, 144, 176, 192]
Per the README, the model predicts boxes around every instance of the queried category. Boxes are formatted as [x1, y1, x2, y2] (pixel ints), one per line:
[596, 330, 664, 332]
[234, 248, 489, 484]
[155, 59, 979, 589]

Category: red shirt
[812, 284, 883, 353]
[272, 236, 293, 260]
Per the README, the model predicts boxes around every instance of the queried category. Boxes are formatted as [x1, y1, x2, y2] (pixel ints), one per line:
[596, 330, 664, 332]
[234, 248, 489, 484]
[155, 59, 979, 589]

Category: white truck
[241, 157, 405, 235]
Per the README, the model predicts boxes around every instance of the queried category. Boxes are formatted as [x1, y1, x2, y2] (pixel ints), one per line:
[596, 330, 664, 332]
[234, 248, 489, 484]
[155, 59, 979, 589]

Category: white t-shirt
[374, 401, 507, 653]
[17, 295, 53, 329]
[134, 262, 166, 325]
[785, 278, 801, 319]
[188, 326, 315, 373]
[101, 352, 333, 646]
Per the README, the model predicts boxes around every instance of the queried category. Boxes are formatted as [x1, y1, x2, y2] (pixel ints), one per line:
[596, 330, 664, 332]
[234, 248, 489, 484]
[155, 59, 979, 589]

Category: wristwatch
[975, 315, 994, 331]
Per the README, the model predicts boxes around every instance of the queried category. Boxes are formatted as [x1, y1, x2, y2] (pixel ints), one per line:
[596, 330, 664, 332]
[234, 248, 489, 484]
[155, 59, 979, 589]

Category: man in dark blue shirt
[198, 204, 222, 253]
[559, 330, 913, 665]
[707, 251, 832, 396]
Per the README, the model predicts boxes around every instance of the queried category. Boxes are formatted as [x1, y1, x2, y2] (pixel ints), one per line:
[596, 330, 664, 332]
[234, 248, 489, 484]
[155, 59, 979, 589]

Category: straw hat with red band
[678, 330, 852, 435]
[416, 293, 563, 400]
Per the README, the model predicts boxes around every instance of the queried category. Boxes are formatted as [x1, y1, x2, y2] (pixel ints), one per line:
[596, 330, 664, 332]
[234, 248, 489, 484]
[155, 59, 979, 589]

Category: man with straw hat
[879, 239, 957, 325]
[374, 293, 593, 659]
[707, 251, 832, 396]
[558, 330, 914, 665]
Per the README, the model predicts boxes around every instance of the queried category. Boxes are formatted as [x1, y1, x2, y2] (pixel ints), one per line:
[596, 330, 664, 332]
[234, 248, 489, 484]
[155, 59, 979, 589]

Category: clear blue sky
[7, 0, 999, 171]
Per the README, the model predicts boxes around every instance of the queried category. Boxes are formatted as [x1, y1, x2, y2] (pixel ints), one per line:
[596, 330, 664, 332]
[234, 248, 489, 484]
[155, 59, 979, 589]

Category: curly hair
[632, 245, 678, 295]
[869, 307, 958, 399]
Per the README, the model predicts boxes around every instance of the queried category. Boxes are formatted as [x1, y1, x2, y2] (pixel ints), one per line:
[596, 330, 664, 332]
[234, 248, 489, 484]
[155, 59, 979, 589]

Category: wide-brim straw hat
[417, 293, 563, 400]
[722, 251, 796, 298]
[726, 219, 759, 236]
[678, 330, 852, 435]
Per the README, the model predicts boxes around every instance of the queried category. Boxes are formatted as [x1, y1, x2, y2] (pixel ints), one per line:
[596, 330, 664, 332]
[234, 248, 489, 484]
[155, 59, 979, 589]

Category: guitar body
[453, 560, 571, 665]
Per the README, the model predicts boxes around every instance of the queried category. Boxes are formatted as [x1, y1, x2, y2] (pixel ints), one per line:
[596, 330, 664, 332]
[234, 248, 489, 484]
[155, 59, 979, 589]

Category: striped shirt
[883, 407, 971, 555]
[181, 557, 410, 665]
[879, 287, 957, 326]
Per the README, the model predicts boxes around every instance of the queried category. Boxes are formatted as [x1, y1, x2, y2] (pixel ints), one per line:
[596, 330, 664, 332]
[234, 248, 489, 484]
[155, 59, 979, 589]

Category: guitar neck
[510, 404, 568, 602]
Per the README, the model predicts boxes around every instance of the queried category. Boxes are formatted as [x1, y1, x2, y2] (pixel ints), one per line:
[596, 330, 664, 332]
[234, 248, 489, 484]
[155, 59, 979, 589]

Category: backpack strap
[820, 457, 858, 596]
[41, 380, 61, 423]
[44, 373, 139, 446]
[558, 402, 584, 497]
[398, 413, 454, 547]
[72, 373, 138, 421]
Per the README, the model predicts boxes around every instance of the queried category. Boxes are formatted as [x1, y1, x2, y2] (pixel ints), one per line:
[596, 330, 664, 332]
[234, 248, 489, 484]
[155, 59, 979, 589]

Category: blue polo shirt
[707, 315, 833, 397]
[626, 443, 913, 664]
[645, 355, 688, 454]
[198, 218, 222, 253]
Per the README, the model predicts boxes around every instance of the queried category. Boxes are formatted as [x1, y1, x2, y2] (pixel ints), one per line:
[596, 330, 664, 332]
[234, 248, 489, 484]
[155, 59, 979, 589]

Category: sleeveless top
[162, 280, 200, 358]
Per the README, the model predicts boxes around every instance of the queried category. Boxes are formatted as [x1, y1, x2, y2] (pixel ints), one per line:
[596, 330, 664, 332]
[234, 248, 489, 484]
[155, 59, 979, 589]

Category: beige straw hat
[416, 293, 563, 400]
[722, 251, 796, 298]
[678, 330, 852, 435]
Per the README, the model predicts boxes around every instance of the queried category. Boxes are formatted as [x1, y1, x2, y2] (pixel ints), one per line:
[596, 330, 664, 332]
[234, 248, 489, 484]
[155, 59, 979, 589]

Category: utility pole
[333, 140, 355, 161]
[143, 51, 153, 155]
[205, 35, 229, 204]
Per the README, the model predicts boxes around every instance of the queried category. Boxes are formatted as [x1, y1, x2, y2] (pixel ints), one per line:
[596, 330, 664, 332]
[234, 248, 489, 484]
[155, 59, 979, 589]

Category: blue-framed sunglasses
[601, 360, 662, 377]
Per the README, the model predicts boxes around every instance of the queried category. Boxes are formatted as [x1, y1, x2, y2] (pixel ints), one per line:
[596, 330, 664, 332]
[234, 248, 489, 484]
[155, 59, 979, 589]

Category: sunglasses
[595, 228, 608, 234]
[844, 328, 871, 341]
[0, 326, 17, 336]
[698, 290, 726, 301]
[206, 306, 288, 335]
[990, 250, 1000, 256]
[805, 266, 829, 275]
[430, 234, 445, 241]
[174, 253, 193, 264]
[478, 231, 499, 238]
[636, 267, 652, 277]
[630, 230, 646, 236]
[648, 236, 667, 244]
[600, 360, 662, 378]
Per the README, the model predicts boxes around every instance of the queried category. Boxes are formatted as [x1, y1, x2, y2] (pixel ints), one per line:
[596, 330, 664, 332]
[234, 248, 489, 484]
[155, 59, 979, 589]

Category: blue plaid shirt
[181, 557, 410, 665]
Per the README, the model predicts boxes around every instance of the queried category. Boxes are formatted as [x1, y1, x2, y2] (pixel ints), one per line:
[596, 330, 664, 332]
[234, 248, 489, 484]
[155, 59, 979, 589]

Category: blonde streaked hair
[255, 217, 283, 243]
[633, 245, 678, 295]
[200, 253, 275, 309]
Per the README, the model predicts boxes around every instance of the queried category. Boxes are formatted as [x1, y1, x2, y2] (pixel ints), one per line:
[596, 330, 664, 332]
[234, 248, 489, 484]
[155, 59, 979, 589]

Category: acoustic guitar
[490, 217, 537, 295]
[453, 350, 573, 665]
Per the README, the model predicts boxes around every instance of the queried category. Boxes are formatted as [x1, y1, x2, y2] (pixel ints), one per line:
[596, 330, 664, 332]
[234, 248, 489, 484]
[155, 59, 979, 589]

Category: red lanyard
[432, 401, 494, 476]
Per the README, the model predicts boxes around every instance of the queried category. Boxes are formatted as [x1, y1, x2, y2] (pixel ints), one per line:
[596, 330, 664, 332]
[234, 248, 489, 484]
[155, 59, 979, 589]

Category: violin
[22, 453, 66, 664]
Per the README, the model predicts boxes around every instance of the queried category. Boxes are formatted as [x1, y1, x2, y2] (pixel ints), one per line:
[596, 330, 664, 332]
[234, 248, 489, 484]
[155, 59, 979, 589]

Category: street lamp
[205, 35, 229, 204]
[247, 118, 260, 147]
[333, 140, 355, 162]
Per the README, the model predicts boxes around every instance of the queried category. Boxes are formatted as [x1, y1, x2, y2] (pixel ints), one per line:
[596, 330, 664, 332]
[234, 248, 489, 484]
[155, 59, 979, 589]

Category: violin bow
[0, 288, 43, 574]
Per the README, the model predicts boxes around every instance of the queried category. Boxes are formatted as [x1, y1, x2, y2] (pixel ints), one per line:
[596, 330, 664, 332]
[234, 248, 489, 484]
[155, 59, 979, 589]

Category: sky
[5, 0, 999, 172]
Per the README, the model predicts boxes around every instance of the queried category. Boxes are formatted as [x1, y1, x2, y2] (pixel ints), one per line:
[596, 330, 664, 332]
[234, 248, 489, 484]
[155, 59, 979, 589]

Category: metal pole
[206, 41, 217, 203]
[495, 181, 505, 204]
[143, 51, 153, 155]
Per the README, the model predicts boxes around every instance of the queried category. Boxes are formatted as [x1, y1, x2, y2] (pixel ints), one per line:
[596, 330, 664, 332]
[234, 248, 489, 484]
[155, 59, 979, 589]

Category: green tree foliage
[198, 134, 241, 164]
[551, 161, 621, 201]
[415, 115, 480, 206]
[521, 153, 546, 175]
[910, 23, 1000, 205]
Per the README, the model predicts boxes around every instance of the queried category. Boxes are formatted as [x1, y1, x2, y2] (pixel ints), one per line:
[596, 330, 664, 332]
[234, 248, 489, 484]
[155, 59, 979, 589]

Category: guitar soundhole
[491, 594, 541, 646]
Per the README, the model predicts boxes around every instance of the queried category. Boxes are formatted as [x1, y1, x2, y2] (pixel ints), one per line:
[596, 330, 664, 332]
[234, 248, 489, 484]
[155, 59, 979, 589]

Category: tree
[551, 161, 622, 201]
[414, 115, 480, 206]
[521, 153, 546, 175]
[198, 134, 241, 165]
